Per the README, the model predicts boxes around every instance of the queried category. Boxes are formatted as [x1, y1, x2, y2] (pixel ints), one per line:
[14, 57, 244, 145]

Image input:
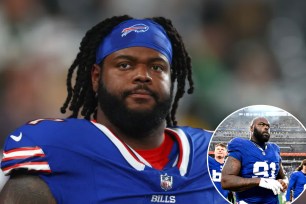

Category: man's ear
[250, 125, 254, 133]
[92, 64, 101, 92]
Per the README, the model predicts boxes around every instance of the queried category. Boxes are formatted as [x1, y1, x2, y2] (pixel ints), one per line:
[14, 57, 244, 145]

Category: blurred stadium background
[0, 0, 306, 202]
[209, 105, 306, 203]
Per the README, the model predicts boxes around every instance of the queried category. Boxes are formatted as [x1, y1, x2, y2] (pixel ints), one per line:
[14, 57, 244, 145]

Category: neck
[250, 137, 266, 149]
[302, 167, 306, 174]
[96, 110, 166, 149]
[215, 157, 224, 164]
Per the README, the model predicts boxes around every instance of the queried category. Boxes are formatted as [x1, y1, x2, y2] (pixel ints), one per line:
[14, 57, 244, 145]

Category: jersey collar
[91, 122, 190, 176]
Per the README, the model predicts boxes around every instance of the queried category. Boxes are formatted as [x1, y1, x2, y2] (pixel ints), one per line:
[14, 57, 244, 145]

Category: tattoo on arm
[221, 156, 260, 192]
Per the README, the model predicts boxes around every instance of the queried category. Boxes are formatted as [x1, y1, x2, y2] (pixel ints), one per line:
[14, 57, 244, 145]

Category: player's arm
[221, 156, 261, 192]
[0, 171, 56, 204]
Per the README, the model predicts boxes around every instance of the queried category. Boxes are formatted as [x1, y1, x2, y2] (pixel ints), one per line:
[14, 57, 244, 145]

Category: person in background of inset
[285, 159, 306, 204]
[208, 143, 233, 201]
[222, 117, 288, 204]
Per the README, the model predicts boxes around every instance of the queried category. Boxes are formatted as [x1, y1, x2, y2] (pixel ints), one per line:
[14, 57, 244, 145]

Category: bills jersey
[228, 137, 281, 204]
[1, 118, 227, 204]
[286, 171, 306, 201]
[208, 156, 230, 199]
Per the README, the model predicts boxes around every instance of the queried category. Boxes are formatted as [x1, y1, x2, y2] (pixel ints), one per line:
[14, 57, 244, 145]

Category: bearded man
[221, 117, 288, 204]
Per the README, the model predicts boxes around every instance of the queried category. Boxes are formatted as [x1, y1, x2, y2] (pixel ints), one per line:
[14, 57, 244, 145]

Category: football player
[221, 117, 288, 204]
[0, 15, 227, 204]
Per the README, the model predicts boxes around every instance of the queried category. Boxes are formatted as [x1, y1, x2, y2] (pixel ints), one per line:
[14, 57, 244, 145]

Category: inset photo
[208, 105, 306, 204]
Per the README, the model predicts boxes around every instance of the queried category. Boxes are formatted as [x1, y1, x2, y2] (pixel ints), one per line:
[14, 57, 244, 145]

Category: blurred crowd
[1, 0, 306, 147]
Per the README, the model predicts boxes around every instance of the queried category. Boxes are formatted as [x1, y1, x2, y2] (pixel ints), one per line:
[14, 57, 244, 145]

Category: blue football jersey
[228, 137, 282, 204]
[1, 118, 228, 204]
[286, 171, 306, 201]
[208, 156, 230, 199]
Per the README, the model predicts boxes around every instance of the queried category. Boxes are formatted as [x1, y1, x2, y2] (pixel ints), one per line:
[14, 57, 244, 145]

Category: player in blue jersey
[286, 159, 306, 204]
[0, 15, 228, 203]
[221, 117, 288, 204]
[208, 143, 231, 200]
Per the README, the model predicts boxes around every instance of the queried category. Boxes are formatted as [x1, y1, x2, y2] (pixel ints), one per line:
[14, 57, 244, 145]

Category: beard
[97, 81, 172, 138]
[253, 126, 270, 143]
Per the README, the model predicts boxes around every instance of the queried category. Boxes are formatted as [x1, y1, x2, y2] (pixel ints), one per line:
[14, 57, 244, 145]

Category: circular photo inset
[208, 105, 306, 204]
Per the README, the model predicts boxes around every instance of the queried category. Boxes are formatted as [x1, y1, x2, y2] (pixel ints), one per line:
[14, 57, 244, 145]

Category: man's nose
[132, 65, 152, 84]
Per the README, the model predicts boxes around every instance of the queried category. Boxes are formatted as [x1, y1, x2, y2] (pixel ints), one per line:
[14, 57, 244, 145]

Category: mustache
[122, 85, 159, 101]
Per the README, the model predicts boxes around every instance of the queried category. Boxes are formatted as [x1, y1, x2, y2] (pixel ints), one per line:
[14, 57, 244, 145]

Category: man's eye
[259, 123, 269, 127]
[151, 65, 164, 72]
[118, 63, 131, 69]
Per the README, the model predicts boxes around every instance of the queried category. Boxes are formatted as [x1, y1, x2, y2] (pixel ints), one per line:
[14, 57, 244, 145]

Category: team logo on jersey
[160, 173, 173, 191]
[121, 24, 149, 37]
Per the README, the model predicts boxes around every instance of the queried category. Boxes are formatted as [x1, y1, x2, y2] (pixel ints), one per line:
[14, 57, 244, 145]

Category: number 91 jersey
[228, 137, 281, 204]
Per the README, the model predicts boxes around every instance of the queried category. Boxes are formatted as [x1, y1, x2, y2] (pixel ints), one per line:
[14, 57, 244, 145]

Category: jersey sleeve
[227, 137, 243, 161]
[270, 142, 280, 154]
[1, 122, 54, 175]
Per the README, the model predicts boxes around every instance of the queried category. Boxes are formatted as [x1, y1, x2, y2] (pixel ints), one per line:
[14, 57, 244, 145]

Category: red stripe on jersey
[2, 161, 51, 172]
[27, 169, 52, 173]
[4, 146, 42, 154]
[2, 154, 45, 162]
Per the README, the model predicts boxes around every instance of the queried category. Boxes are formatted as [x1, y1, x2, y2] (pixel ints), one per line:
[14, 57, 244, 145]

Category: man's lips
[123, 85, 158, 101]
[128, 89, 154, 99]
[130, 89, 152, 95]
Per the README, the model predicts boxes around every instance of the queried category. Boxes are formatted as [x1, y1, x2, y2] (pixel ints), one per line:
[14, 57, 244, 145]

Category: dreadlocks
[60, 15, 194, 127]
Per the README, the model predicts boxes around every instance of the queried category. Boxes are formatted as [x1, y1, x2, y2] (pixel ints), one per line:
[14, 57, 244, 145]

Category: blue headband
[95, 19, 173, 64]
